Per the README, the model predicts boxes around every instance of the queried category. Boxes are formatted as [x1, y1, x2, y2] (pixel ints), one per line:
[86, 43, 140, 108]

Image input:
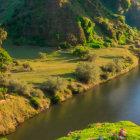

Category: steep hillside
[0, 0, 140, 46]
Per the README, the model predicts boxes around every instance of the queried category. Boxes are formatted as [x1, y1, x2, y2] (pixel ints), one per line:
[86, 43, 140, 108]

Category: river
[7, 66, 140, 140]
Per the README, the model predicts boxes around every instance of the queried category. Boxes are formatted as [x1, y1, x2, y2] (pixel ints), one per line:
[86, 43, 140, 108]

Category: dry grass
[0, 95, 50, 135]
[8, 46, 137, 84]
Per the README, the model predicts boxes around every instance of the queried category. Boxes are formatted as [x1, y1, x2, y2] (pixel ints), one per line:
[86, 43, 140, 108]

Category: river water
[7, 66, 140, 140]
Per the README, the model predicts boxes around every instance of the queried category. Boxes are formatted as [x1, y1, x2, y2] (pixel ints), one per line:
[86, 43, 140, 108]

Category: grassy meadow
[5, 45, 137, 84]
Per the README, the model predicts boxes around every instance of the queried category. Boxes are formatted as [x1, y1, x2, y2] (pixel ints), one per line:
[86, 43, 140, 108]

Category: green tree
[0, 28, 7, 47]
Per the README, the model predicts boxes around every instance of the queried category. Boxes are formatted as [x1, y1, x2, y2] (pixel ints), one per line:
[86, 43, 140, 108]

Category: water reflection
[8, 67, 140, 140]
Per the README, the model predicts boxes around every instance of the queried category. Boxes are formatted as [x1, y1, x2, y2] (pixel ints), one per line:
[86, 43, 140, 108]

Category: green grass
[57, 121, 140, 140]
[5, 45, 137, 84]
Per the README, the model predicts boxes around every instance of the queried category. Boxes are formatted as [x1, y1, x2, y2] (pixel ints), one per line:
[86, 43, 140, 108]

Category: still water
[8, 67, 140, 140]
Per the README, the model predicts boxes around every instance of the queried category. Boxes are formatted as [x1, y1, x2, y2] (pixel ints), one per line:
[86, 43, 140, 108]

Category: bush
[31, 89, 44, 98]
[13, 59, 20, 66]
[22, 62, 33, 71]
[8, 80, 32, 97]
[102, 59, 123, 74]
[38, 52, 47, 59]
[0, 48, 12, 73]
[86, 53, 98, 62]
[113, 58, 123, 72]
[124, 56, 134, 64]
[104, 63, 116, 73]
[59, 42, 72, 49]
[41, 77, 68, 95]
[75, 62, 100, 84]
[22, 63, 30, 69]
[0, 93, 4, 100]
[73, 46, 89, 59]
[100, 72, 112, 80]
[30, 97, 40, 109]
[51, 96, 61, 104]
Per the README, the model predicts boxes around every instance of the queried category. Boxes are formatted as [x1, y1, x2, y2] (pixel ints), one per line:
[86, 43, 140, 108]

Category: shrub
[124, 56, 134, 64]
[13, 59, 20, 66]
[103, 63, 116, 73]
[113, 58, 123, 72]
[102, 59, 123, 74]
[75, 62, 100, 84]
[30, 97, 40, 109]
[38, 52, 47, 59]
[60, 42, 72, 49]
[22, 62, 33, 71]
[100, 72, 112, 80]
[31, 89, 44, 98]
[51, 96, 61, 104]
[41, 77, 68, 95]
[0, 48, 12, 73]
[73, 46, 89, 59]
[0, 93, 4, 100]
[22, 63, 31, 69]
[87, 53, 98, 62]
[8, 80, 32, 97]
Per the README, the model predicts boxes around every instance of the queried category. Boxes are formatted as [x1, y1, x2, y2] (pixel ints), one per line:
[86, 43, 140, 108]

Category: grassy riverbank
[57, 121, 140, 140]
[0, 95, 50, 136]
[0, 45, 139, 136]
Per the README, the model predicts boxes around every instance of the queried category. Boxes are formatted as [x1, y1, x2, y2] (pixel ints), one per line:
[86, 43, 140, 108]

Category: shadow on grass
[100, 56, 122, 59]
[52, 73, 76, 79]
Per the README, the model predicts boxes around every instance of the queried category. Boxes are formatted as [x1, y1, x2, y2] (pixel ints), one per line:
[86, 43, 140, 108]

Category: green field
[4, 45, 137, 84]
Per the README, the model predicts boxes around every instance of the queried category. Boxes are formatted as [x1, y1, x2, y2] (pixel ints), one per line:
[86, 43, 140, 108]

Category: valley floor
[0, 45, 139, 137]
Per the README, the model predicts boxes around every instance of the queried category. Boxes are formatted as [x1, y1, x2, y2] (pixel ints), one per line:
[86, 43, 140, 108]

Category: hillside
[0, 0, 139, 46]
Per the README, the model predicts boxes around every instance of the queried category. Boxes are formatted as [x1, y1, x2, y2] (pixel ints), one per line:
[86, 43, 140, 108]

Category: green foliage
[86, 53, 98, 62]
[57, 121, 140, 140]
[0, 87, 7, 100]
[13, 59, 20, 66]
[75, 62, 100, 84]
[51, 96, 61, 104]
[0, 75, 39, 97]
[0, 28, 7, 46]
[30, 97, 40, 109]
[41, 77, 68, 95]
[59, 42, 72, 49]
[0, 48, 12, 73]
[121, 0, 131, 11]
[73, 46, 89, 59]
[78, 17, 95, 42]
[38, 52, 47, 59]
[102, 58, 123, 74]
[31, 89, 44, 99]
[0, 138, 7, 140]
[22, 62, 33, 71]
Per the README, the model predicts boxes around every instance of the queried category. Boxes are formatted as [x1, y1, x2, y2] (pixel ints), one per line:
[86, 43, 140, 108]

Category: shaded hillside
[102, 0, 140, 30]
[126, 1, 140, 29]
[1, 0, 140, 46]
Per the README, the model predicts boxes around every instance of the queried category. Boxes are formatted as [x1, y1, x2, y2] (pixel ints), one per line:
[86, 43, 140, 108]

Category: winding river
[7, 66, 140, 140]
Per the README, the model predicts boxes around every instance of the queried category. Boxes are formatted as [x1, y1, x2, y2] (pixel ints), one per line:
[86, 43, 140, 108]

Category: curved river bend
[8, 67, 140, 140]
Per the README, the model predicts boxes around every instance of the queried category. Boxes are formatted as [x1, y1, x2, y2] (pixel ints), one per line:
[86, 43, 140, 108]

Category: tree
[73, 46, 89, 59]
[0, 28, 7, 47]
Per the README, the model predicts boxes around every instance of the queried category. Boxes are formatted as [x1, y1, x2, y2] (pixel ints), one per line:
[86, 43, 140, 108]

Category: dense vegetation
[57, 121, 140, 140]
[0, 0, 139, 138]
[0, 0, 139, 46]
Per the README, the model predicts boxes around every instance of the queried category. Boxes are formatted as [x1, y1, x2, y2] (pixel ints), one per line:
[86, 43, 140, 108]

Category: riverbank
[57, 121, 140, 139]
[0, 96, 50, 136]
[0, 46, 139, 137]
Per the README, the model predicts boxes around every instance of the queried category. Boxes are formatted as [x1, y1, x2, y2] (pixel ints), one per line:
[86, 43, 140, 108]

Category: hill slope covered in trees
[0, 0, 139, 46]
